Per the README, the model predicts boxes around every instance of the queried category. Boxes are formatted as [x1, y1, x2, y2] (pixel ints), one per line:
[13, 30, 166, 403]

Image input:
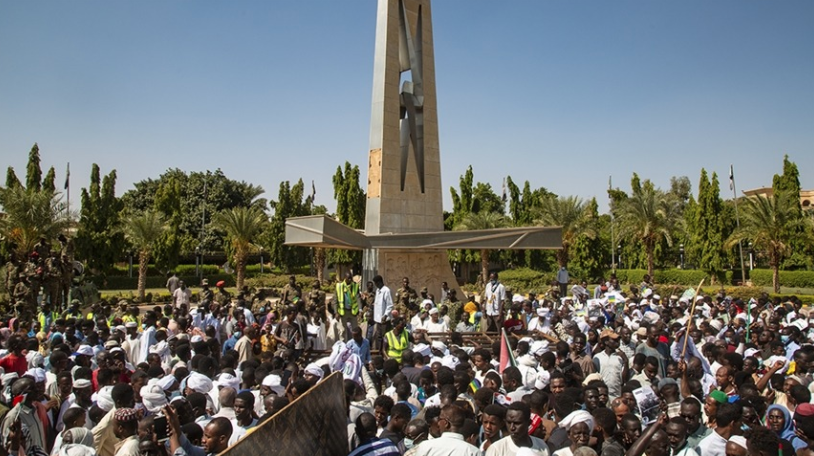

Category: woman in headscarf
[51, 426, 93, 456]
[553, 410, 595, 456]
[765, 404, 807, 452]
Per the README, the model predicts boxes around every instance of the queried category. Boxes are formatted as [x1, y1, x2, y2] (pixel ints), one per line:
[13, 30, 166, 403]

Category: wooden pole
[681, 278, 706, 359]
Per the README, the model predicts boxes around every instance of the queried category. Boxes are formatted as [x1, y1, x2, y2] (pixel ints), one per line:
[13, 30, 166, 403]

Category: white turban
[530, 341, 548, 356]
[186, 373, 213, 394]
[216, 373, 240, 391]
[441, 355, 459, 369]
[24, 368, 46, 383]
[413, 343, 431, 358]
[304, 363, 324, 380]
[73, 379, 92, 389]
[140, 384, 168, 413]
[59, 444, 97, 456]
[559, 410, 595, 431]
[95, 385, 115, 412]
[534, 370, 551, 390]
[261, 374, 285, 396]
[728, 436, 747, 450]
[157, 375, 177, 391]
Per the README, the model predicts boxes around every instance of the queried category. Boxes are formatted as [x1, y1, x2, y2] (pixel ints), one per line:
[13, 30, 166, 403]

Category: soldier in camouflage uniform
[3, 257, 19, 306]
[441, 288, 463, 327]
[34, 237, 51, 261]
[13, 275, 35, 314]
[215, 281, 232, 307]
[280, 275, 301, 304]
[394, 277, 418, 318]
[306, 280, 326, 317]
[60, 254, 73, 310]
[24, 253, 43, 307]
[45, 252, 63, 308]
[58, 234, 75, 264]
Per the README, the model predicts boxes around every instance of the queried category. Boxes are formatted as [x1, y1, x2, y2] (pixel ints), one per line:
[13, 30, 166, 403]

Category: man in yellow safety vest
[335, 272, 361, 341]
[384, 317, 412, 363]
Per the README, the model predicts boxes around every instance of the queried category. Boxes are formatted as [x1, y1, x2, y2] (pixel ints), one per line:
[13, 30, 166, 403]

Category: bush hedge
[497, 268, 554, 293]
[609, 269, 736, 286]
[101, 274, 235, 290]
[750, 269, 814, 288]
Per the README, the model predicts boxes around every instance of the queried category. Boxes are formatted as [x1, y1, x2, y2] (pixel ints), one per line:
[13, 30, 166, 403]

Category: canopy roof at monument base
[285, 214, 563, 251]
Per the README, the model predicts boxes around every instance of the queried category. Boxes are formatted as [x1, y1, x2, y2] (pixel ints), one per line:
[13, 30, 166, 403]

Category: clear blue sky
[2, 1, 813, 214]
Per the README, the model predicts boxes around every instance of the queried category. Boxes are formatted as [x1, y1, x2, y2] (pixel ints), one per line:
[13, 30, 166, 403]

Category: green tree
[122, 210, 167, 301]
[152, 177, 183, 273]
[75, 165, 125, 273]
[687, 169, 725, 280]
[0, 185, 70, 259]
[122, 169, 265, 254]
[772, 155, 809, 269]
[25, 143, 42, 192]
[267, 179, 313, 272]
[331, 162, 366, 275]
[212, 207, 268, 290]
[727, 194, 812, 292]
[535, 195, 597, 270]
[615, 175, 680, 279]
[42, 167, 56, 194]
[5, 168, 21, 189]
[569, 198, 605, 281]
[453, 211, 511, 284]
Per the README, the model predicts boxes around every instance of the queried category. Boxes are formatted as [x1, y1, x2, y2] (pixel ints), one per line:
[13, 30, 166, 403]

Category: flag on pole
[64, 163, 70, 190]
[501, 178, 507, 203]
[498, 328, 517, 373]
[729, 165, 734, 191]
[608, 175, 612, 191]
[311, 180, 316, 199]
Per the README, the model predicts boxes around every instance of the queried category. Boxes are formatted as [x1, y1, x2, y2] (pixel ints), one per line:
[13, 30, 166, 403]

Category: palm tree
[0, 185, 70, 259]
[122, 210, 167, 301]
[615, 185, 680, 279]
[727, 194, 812, 292]
[535, 196, 596, 269]
[454, 211, 511, 284]
[212, 207, 268, 290]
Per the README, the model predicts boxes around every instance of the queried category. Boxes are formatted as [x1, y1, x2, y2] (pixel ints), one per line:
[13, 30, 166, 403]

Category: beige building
[742, 187, 814, 208]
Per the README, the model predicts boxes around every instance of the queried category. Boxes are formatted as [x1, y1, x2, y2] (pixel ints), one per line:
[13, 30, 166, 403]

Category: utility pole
[730, 165, 747, 285]
[609, 175, 616, 271]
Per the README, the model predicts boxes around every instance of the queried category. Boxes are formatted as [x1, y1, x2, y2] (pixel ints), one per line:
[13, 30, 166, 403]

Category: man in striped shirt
[349, 413, 401, 456]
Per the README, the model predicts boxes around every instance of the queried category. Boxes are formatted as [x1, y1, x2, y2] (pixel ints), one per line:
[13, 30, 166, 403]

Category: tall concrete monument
[286, 0, 562, 298]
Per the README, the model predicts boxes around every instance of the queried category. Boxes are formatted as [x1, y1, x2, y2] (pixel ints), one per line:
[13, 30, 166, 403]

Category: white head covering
[728, 436, 747, 450]
[216, 373, 240, 391]
[441, 355, 459, 369]
[24, 367, 46, 383]
[304, 363, 324, 380]
[530, 340, 548, 356]
[261, 374, 285, 396]
[95, 385, 115, 412]
[73, 379, 92, 389]
[431, 340, 449, 356]
[413, 343, 432, 358]
[534, 370, 551, 390]
[157, 375, 177, 391]
[559, 410, 595, 431]
[186, 372, 214, 394]
[59, 444, 97, 456]
[140, 384, 168, 413]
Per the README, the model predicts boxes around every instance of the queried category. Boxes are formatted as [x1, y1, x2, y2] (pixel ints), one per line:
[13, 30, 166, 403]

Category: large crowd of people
[0, 265, 812, 456]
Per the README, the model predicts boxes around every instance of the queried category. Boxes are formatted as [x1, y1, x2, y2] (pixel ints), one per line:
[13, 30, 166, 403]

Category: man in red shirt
[0, 335, 28, 376]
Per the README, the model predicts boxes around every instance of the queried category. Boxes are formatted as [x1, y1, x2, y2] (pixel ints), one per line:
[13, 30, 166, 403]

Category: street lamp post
[617, 244, 622, 270]
[749, 242, 754, 270]
[195, 246, 201, 278]
[680, 244, 685, 269]
[128, 251, 134, 278]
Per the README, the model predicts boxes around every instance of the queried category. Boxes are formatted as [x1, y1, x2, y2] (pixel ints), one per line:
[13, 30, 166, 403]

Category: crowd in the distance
[0, 267, 812, 456]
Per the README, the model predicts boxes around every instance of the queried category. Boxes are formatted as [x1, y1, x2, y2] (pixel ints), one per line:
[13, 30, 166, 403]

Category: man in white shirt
[484, 272, 506, 332]
[695, 402, 741, 456]
[413, 404, 481, 456]
[172, 281, 191, 309]
[486, 402, 550, 456]
[372, 275, 393, 351]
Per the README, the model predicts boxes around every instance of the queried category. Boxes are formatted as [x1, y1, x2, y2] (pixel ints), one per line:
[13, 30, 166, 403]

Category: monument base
[363, 248, 459, 302]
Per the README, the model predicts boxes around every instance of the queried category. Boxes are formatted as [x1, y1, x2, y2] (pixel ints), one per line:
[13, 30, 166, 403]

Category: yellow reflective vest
[335, 281, 360, 316]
